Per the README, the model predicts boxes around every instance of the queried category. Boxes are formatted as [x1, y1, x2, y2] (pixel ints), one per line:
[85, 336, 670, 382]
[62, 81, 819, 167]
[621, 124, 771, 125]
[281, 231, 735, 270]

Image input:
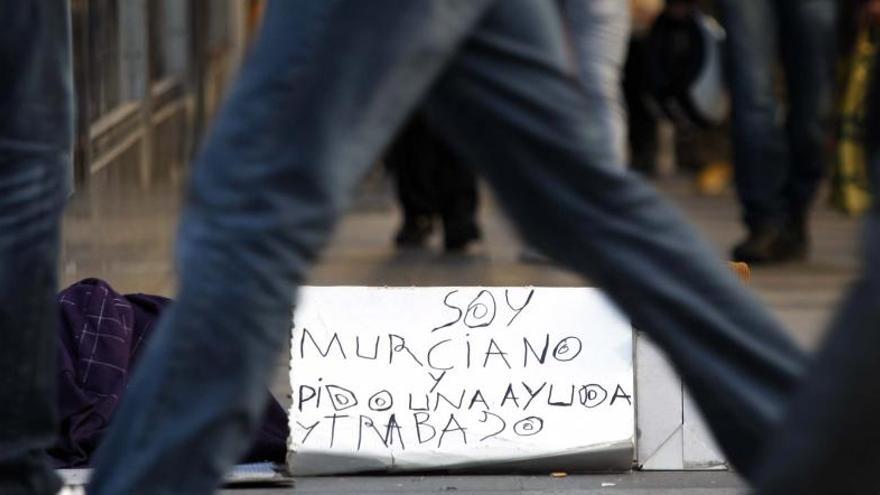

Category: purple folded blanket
[48, 278, 288, 468]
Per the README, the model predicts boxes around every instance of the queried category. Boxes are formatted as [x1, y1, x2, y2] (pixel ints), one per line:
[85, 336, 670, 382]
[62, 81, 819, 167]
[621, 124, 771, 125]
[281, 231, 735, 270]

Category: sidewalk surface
[61, 170, 860, 494]
[222, 471, 746, 494]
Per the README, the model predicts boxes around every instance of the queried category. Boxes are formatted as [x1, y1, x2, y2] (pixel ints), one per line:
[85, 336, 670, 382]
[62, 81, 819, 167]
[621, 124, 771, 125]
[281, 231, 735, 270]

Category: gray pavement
[222, 472, 746, 494]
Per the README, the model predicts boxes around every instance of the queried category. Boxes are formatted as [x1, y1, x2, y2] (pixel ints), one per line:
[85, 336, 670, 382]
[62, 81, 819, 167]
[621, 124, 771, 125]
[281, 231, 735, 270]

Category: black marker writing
[434, 389, 466, 411]
[468, 389, 490, 410]
[521, 381, 547, 410]
[483, 338, 512, 369]
[388, 334, 424, 367]
[324, 413, 349, 448]
[513, 416, 544, 436]
[427, 339, 454, 371]
[408, 393, 429, 411]
[431, 290, 462, 332]
[464, 290, 496, 328]
[300, 328, 347, 359]
[356, 336, 380, 360]
[547, 384, 575, 406]
[500, 384, 521, 408]
[296, 420, 320, 444]
[326, 384, 358, 411]
[437, 414, 468, 447]
[414, 412, 436, 444]
[523, 335, 549, 367]
[579, 384, 607, 408]
[383, 414, 405, 450]
[610, 384, 633, 406]
[298, 384, 319, 412]
[357, 415, 387, 450]
[368, 390, 393, 411]
[428, 371, 446, 393]
[552, 337, 582, 362]
[505, 288, 535, 326]
[478, 410, 506, 442]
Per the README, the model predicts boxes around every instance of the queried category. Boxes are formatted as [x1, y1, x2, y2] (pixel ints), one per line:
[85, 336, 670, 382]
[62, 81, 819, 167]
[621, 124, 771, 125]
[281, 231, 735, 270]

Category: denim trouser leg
[777, 0, 836, 217]
[427, 1, 804, 478]
[558, 0, 630, 166]
[716, 0, 788, 228]
[92, 1, 803, 493]
[718, 0, 836, 228]
[0, 1, 73, 494]
[88, 2, 494, 494]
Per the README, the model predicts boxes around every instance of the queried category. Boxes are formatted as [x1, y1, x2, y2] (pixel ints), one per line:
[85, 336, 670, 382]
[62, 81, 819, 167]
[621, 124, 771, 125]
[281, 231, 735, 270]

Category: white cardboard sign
[287, 287, 634, 475]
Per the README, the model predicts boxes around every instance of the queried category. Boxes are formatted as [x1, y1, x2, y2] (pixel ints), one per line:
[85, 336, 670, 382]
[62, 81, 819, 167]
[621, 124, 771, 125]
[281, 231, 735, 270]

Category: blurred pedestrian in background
[385, 111, 481, 253]
[639, 0, 733, 193]
[87, 2, 806, 493]
[830, 0, 878, 215]
[0, 1, 73, 494]
[624, 3, 660, 175]
[717, 0, 837, 264]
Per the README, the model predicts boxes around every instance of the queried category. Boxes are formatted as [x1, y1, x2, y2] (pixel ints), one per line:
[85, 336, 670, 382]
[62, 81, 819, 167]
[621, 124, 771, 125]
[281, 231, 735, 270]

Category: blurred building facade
[70, 0, 265, 193]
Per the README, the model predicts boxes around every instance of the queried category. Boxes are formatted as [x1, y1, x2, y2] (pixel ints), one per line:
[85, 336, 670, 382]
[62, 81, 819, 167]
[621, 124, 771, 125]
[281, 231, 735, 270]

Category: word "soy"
[432, 288, 535, 332]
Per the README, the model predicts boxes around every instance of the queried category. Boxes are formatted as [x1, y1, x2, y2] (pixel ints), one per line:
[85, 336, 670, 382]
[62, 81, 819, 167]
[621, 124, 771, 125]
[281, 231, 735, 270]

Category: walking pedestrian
[717, 0, 837, 263]
[0, 1, 73, 494]
[88, 2, 807, 493]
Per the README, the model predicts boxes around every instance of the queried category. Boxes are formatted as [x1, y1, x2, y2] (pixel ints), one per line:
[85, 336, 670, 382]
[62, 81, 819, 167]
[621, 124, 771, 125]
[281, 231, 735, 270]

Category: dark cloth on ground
[48, 278, 288, 468]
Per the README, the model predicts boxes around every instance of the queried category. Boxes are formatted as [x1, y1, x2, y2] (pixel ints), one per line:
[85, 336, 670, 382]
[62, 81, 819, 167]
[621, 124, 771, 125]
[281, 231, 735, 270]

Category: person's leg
[716, 0, 796, 262]
[425, 0, 806, 478]
[433, 129, 481, 252]
[520, 0, 630, 263]
[0, 1, 73, 494]
[87, 2, 494, 494]
[623, 35, 658, 173]
[558, 0, 631, 167]
[91, 1, 800, 491]
[753, 48, 880, 495]
[516, 0, 629, 261]
[777, 0, 836, 237]
[387, 114, 438, 247]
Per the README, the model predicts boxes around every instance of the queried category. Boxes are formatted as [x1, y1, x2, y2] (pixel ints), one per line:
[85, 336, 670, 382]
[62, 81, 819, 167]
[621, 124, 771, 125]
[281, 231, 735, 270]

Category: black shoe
[731, 224, 807, 264]
[394, 216, 433, 248]
[444, 224, 482, 253]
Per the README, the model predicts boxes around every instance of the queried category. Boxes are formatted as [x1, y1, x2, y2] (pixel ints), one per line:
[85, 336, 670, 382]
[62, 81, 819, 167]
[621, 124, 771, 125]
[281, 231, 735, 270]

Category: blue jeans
[716, 0, 836, 229]
[558, 0, 630, 167]
[0, 1, 73, 494]
[90, 1, 806, 493]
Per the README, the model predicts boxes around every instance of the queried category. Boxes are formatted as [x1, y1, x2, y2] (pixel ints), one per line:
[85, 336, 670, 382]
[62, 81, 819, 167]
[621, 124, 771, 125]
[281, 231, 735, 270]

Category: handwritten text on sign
[288, 287, 634, 473]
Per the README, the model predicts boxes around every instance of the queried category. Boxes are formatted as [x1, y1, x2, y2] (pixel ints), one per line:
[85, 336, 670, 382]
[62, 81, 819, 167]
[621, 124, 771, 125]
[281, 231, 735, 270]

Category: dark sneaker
[444, 223, 482, 253]
[394, 216, 433, 248]
[731, 224, 807, 264]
